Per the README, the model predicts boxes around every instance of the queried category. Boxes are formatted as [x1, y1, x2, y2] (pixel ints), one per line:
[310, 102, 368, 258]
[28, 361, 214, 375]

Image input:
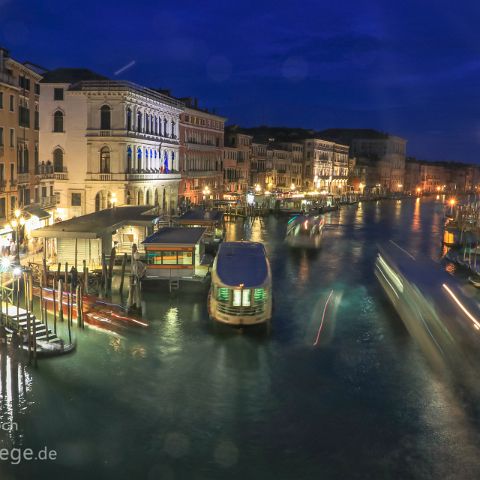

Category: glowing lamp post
[254, 184, 262, 193]
[203, 186, 211, 206]
[10, 209, 25, 263]
[449, 198, 456, 215]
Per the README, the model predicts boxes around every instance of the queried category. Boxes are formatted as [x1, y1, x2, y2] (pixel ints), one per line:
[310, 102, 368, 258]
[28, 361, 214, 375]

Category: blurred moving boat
[285, 214, 324, 249]
[375, 240, 480, 386]
[208, 242, 272, 326]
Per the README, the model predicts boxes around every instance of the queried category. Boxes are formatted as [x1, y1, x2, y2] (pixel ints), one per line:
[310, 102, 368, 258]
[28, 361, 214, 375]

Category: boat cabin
[175, 208, 225, 244]
[142, 227, 209, 280]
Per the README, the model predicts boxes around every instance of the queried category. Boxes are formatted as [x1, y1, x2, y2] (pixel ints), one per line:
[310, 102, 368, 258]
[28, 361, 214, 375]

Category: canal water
[2, 197, 480, 479]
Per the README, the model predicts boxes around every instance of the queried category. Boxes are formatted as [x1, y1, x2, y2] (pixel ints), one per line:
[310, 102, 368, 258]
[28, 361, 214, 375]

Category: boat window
[254, 288, 266, 302]
[242, 289, 251, 306]
[233, 289, 242, 306]
[217, 287, 229, 302]
[232, 289, 251, 306]
[178, 251, 193, 265]
[162, 251, 177, 265]
[146, 252, 162, 265]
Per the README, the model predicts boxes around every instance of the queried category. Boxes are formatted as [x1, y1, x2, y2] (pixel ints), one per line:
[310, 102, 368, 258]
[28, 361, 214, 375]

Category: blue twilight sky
[1, 0, 479, 162]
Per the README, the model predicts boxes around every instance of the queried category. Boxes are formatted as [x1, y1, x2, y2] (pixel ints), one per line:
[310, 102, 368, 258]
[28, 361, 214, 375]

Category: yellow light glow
[14, 209, 21, 219]
[449, 198, 456, 206]
[10, 219, 17, 228]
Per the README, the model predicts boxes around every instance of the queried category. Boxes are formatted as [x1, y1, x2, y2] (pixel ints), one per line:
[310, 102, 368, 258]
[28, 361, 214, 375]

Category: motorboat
[285, 214, 324, 249]
[208, 242, 272, 326]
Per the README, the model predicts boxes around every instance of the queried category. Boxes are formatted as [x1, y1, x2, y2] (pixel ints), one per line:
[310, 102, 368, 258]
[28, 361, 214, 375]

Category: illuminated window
[233, 289, 242, 306]
[100, 105, 111, 130]
[217, 288, 229, 302]
[254, 288, 266, 302]
[177, 251, 193, 265]
[53, 110, 63, 132]
[162, 251, 177, 265]
[242, 289, 251, 306]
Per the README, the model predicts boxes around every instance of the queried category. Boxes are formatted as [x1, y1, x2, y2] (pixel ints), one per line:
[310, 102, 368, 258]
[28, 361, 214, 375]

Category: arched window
[171, 120, 175, 138]
[53, 148, 63, 172]
[100, 105, 111, 130]
[137, 147, 142, 172]
[164, 150, 169, 173]
[126, 108, 132, 131]
[137, 111, 142, 132]
[154, 117, 158, 135]
[53, 111, 63, 132]
[127, 146, 132, 173]
[145, 113, 149, 134]
[23, 147, 29, 173]
[146, 190, 151, 205]
[163, 118, 167, 136]
[100, 147, 110, 173]
[34, 145, 39, 173]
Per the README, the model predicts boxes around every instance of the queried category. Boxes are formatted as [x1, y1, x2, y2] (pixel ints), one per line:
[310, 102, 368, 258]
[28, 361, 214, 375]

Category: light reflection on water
[1, 198, 480, 479]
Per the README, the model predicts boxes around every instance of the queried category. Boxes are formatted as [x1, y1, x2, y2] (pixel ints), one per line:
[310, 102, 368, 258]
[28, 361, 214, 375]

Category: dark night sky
[1, 0, 480, 162]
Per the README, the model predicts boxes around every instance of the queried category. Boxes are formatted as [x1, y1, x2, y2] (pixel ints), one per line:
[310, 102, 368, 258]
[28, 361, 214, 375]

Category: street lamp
[290, 183, 296, 191]
[10, 209, 25, 263]
[202, 186, 211, 206]
[449, 198, 456, 215]
[254, 184, 262, 193]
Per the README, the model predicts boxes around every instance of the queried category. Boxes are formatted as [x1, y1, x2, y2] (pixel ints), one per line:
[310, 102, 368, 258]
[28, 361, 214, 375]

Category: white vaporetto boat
[208, 242, 272, 326]
[285, 214, 324, 249]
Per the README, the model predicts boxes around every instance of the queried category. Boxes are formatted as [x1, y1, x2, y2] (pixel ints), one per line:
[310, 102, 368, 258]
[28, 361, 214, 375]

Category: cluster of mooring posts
[0, 264, 76, 366]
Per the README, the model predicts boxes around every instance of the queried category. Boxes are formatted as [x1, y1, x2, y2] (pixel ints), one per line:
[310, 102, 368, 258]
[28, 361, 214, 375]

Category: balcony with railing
[17, 173, 30, 184]
[86, 128, 179, 144]
[35, 163, 55, 179]
[86, 171, 181, 182]
[39, 196, 57, 208]
[0, 180, 6, 192]
[53, 167, 68, 180]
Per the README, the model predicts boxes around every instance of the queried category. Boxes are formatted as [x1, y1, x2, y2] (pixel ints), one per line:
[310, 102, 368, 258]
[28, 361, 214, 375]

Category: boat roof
[142, 227, 206, 245]
[31, 206, 157, 239]
[177, 209, 223, 224]
[216, 242, 269, 287]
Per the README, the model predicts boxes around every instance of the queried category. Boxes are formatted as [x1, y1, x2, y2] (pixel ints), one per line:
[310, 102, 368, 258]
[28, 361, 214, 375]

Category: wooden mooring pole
[119, 253, 127, 295]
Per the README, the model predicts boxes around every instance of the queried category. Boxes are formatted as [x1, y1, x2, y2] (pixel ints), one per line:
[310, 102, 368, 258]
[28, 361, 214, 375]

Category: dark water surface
[2, 197, 480, 479]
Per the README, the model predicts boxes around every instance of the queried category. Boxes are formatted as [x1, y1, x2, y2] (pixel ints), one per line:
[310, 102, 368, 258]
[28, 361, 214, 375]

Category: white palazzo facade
[39, 74, 183, 220]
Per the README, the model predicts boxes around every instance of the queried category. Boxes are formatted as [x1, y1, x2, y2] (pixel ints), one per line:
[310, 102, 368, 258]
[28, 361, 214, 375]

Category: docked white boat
[285, 214, 324, 249]
[208, 242, 272, 326]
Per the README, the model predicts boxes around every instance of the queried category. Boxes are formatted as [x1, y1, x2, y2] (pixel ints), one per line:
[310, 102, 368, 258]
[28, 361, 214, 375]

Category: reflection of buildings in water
[374, 201, 380, 223]
[249, 218, 264, 243]
[164, 307, 179, 337]
[354, 202, 364, 226]
[297, 252, 310, 286]
[394, 200, 402, 221]
[412, 198, 421, 232]
[0, 350, 31, 442]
